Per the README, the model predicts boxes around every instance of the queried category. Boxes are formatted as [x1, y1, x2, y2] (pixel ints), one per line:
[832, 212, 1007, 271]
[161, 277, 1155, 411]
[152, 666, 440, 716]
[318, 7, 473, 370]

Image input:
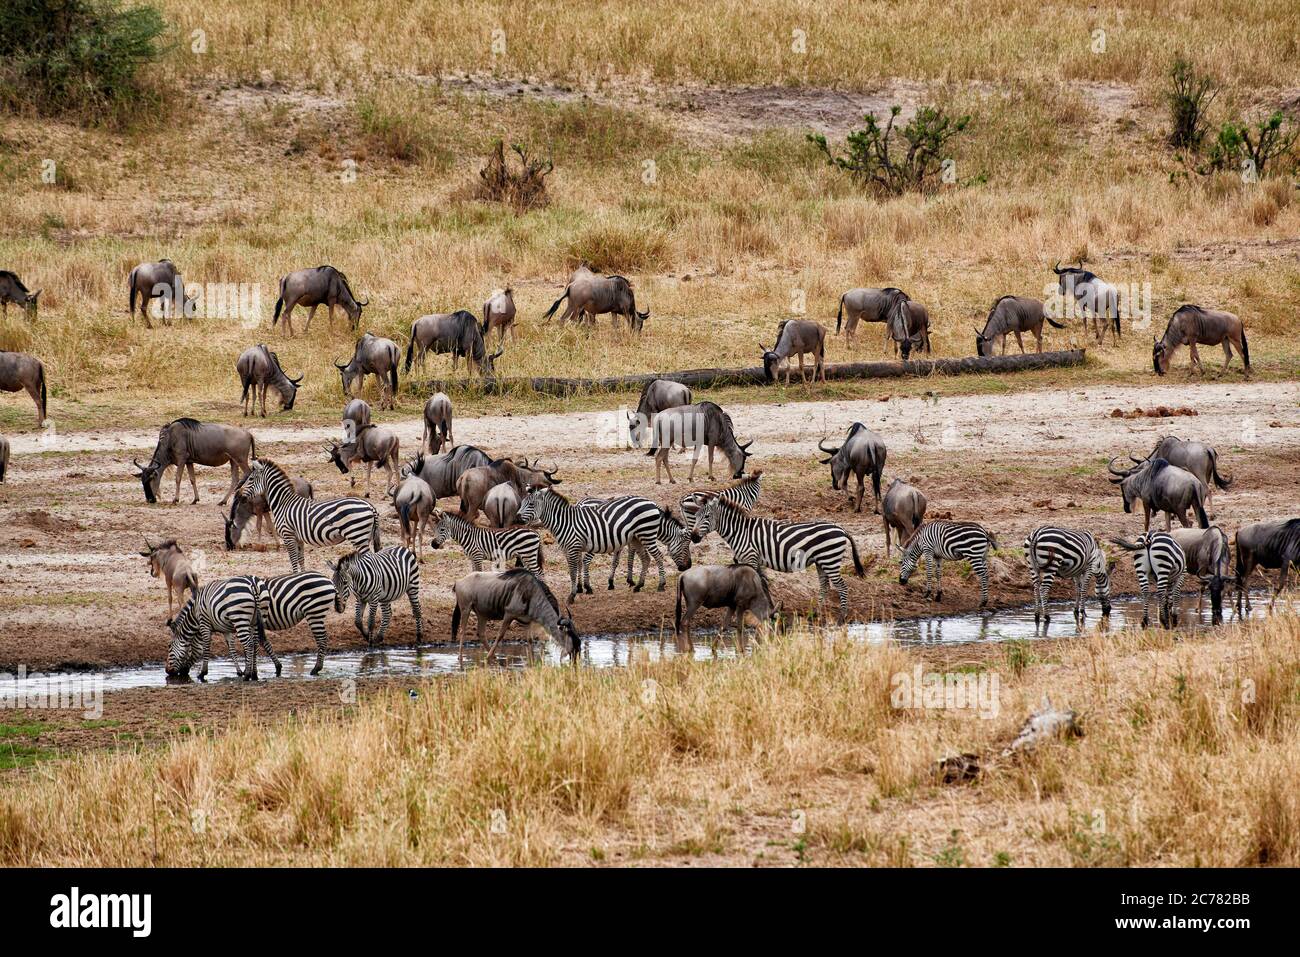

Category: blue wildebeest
[761, 319, 827, 384]
[0, 433, 8, 483]
[422, 392, 454, 453]
[405, 310, 502, 379]
[456, 457, 559, 525]
[1132, 436, 1231, 509]
[389, 473, 435, 559]
[342, 398, 371, 438]
[1233, 519, 1300, 615]
[674, 563, 781, 653]
[272, 265, 366, 336]
[0, 350, 46, 426]
[237, 344, 302, 416]
[133, 418, 254, 505]
[1153, 305, 1249, 377]
[482, 288, 517, 344]
[129, 260, 194, 328]
[1053, 261, 1120, 343]
[818, 423, 887, 513]
[975, 295, 1066, 356]
[646, 401, 752, 484]
[881, 477, 926, 557]
[888, 298, 932, 361]
[484, 482, 521, 528]
[835, 287, 909, 346]
[325, 423, 400, 497]
[1107, 456, 1209, 531]
[404, 444, 493, 503]
[450, 568, 581, 661]
[628, 378, 692, 448]
[1169, 526, 1231, 623]
[139, 538, 200, 618]
[0, 271, 40, 319]
[337, 332, 400, 410]
[542, 264, 649, 332]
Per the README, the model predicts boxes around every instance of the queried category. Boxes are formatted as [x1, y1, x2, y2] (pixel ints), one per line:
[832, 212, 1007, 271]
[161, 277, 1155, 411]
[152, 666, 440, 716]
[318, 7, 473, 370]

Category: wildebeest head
[133, 457, 162, 503]
[1152, 338, 1170, 375]
[817, 437, 849, 490]
[1200, 571, 1227, 623]
[728, 440, 753, 479]
[1106, 455, 1149, 513]
[334, 357, 359, 394]
[759, 342, 781, 383]
[324, 441, 352, 474]
[481, 346, 504, 378]
[221, 498, 252, 550]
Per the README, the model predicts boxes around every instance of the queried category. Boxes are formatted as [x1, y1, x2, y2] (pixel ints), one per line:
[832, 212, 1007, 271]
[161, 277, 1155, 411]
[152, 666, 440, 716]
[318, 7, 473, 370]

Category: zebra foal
[898, 521, 997, 608]
[431, 509, 543, 573]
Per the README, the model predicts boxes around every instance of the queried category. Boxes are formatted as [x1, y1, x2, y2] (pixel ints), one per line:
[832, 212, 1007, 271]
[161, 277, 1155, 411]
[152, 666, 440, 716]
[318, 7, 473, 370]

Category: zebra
[681, 470, 763, 542]
[1023, 525, 1114, 626]
[165, 576, 279, 681]
[243, 458, 380, 572]
[430, 509, 543, 572]
[517, 487, 665, 601]
[254, 572, 336, 675]
[691, 497, 864, 622]
[578, 499, 693, 590]
[328, 546, 423, 645]
[898, 521, 998, 608]
[1110, 532, 1188, 628]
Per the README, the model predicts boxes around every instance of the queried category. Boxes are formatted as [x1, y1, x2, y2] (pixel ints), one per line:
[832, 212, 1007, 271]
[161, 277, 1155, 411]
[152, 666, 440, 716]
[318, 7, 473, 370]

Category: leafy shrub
[1166, 58, 1219, 152]
[808, 105, 971, 195]
[1201, 111, 1299, 179]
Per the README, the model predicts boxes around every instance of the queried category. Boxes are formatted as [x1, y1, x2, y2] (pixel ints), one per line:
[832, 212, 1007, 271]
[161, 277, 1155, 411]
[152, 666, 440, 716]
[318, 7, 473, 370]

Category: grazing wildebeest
[325, 423, 400, 497]
[887, 298, 932, 361]
[236, 344, 301, 416]
[450, 568, 581, 661]
[1107, 456, 1209, 531]
[422, 392, 453, 453]
[456, 457, 559, 525]
[133, 418, 254, 505]
[0, 351, 47, 426]
[975, 295, 1066, 357]
[390, 473, 435, 559]
[404, 445, 493, 502]
[835, 287, 908, 345]
[1132, 436, 1231, 510]
[272, 265, 366, 336]
[646, 401, 752, 484]
[405, 310, 502, 379]
[484, 482, 521, 528]
[761, 319, 827, 385]
[222, 477, 314, 549]
[628, 378, 692, 448]
[342, 398, 371, 438]
[542, 265, 649, 332]
[1153, 304, 1250, 376]
[1233, 519, 1300, 615]
[0, 271, 40, 319]
[128, 260, 193, 328]
[818, 423, 887, 513]
[1053, 261, 1120, 343]
[337, 332, 400, 410]
[139, 538, 199, 617]
[0, 434, 8, 483]
[674, 564, 781, 653]
[482, 288, 517, 344]
[1170, 526, 1232, 623]
[881, 478, 926, 557]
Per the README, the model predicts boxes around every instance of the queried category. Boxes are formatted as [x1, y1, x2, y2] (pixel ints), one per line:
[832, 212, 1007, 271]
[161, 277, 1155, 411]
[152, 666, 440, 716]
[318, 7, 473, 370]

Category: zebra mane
[660, 506, 684, 529]
[0, 270, 28, 292]
[256, 457, 293, 486]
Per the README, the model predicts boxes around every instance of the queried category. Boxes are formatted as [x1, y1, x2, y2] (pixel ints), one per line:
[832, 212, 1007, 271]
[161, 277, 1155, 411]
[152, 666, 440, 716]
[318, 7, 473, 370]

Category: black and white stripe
[1023, 525, 1113, 625]
[329, 546, 423, 645]
[166, 576, 278, 681]
[681, 471, 763, 538]
[245, 459, 379, 572]
[518, 488, 664, 600]
[431, 510, 543, 572]
[254, 572, 336, 675]
[579, 498, 693, 590]
[1111, 531, 1187, 628]
[693, 497, 863, 621]
[898, 521, 997, 608]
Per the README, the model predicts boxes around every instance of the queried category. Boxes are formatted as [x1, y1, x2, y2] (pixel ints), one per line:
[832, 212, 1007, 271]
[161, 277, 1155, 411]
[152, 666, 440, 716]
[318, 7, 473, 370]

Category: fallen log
[413, 348, 1087, 397]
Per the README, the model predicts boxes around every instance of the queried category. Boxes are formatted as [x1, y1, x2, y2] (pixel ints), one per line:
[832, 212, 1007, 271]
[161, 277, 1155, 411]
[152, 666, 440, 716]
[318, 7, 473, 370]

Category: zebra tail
[450, 603, 462, 644]
[987, 529, 1000, 551]
[849, 535, 865, 577]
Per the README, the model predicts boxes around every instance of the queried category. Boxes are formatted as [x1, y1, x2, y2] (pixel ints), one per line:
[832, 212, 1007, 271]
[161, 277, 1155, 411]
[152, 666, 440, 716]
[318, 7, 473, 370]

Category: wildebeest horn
[1129, 454, 1144, 464]
[291, 374, 303, 384]
[817, 438, 838, 454]
[739, 440, 753, 452]
[1053, 260, 1064, 274]
[334, 358, 347, 370]
[358, 296, 369, 306]
[1106, 456, 1131, 476]
[490, 348, 504, 360]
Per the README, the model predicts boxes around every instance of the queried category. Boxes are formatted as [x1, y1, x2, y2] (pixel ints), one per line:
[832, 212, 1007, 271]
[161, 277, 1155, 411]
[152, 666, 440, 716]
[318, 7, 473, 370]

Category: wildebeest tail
[404, 326, 416, 373]
[450, 603, 462, 644]
[1240, 326, 1250, 369]
[674, 575, 684, 634]
[399, 501, 412, 539]
[848, 534, 865, 577]
[38, 363, 47, 423]
[1045, 313, 1067, 329]
[835, 294, 844, 334]
[128, 267, 137, 314]
[541, 287, 569, 321]
[1193, 488, 1210, 530]
[1209, 448, 1232, 490]
[389, 360, 398, 398]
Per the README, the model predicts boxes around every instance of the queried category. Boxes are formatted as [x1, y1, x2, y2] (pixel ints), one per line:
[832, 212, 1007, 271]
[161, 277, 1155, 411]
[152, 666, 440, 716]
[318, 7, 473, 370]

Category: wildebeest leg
[1189, 341, 1202, 373]
[279, 302, 295, 337]
[303, 304, 318, 334]
[220, 459, 241, 506]
[1014, 331, 1025, 354]
[854, 474, 865, 513]
[364, 461, 374, 498]
[686, 446, 703, 483]
[1271, 565, 1290, 610]
[798, 353, 807, 385]
[485, 619, 512, 660]
[1221, 340, 1234, 373]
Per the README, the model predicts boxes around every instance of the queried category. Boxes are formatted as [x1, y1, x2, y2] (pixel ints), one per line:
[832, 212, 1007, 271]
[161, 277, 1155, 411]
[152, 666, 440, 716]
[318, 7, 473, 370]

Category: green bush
[0, 0, 169, 122]
[1200, 111, 1299, 180]
[1166, 58, 1219, 153]
[808, 105, 971, 195]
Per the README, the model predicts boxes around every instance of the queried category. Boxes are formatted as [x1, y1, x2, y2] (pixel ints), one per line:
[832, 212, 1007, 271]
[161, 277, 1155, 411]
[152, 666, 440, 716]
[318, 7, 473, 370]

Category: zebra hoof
[311, 665, 323, 676]
[633, 584, 643, 593]
[657, 583, 665, 591]
[607, 582, 615, 590]
[273, 661, 283, 676]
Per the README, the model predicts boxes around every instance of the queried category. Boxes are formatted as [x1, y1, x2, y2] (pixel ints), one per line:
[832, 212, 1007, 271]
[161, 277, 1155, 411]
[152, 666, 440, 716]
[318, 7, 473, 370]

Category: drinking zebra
[1110, 532, 1188, 628]
[254, 572, 337, 675]
[243, 458, 380, 572]
[431, 509, 543, 572]
[1023, 525, 1115, 626]
[578, 498, 693, 590]
[166, 576, 278, 681]
[898, 521, 998, 608]
[518, 487, 665, 601]
[328, 546, 423, 645]
[691, 498, 864, 622]
[681, 470, 763, 542]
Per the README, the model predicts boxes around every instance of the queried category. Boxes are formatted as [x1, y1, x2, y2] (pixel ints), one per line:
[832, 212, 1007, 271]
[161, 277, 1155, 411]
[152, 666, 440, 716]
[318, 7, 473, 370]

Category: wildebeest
[1233, 519, 1300, 614]
[1107, 456, 1209, 530]
[133, 418, 254, 505]
[0, 270, 40, 319]
[1153, 304, 1250, 376]
[404, 445, 493, 501]
[975, 295, 1066, 357]
[0, 350, 47, 426]
[337, 332, 400, 410]
[835, 287, 908, 344]
[128, 260, 193, 328]
[236, 344, 301, 416]
[422, 392, 453, 453]
[405, 310, 503, 379]
[542, 264, 649, 332]
[881, 477, 927, 557]
[456, 457, 559, 525]
[326, 423, 400, 497]
[0, 434, 8, 483]
[674, 564, 780, 653]
[342, 398, 371, 438]
[1169, 526, 1232, 623]
[222, 477, 314, 549]
[1132, 436, 1231, 509]
[1053, 261, 1120, 343]
[482, 288, 517, 344]
[139, 538, 199, 617]
[390, 474, 435, 559]
[484, 482, 521, 528]
[888, 298, 932, 361]
[272, 265, 366, 336]
[450, 568, 581, 661]
[647, 401, 752, 484]
[628, 378, 692, 448]
[761, 319, 827, 385]
[818, 423, 887, 513]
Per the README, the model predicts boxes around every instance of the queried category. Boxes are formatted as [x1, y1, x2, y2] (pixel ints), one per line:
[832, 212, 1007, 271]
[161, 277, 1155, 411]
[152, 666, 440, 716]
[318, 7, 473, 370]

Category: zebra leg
[198, 625, 214, 682]
[827, 567, 848, 624]
[408, 584, 423, 645]
[974, 555, 989, 608]
[309, 617, 327, 675]
[258, 627, 281, 677]
[565, 549, 582, 601]
[1075, 572, 1091, 622]
[221, 631, 243, 676]
[354, 600, 367, 639]
[643, 540, 665, 592]
[607, 546, 621, 590]
[366, 603, 380, 645]
[580, 551, 594, 594]
[374, 601, 392, 645]
[1139, 577, 1152, 628]
[284, 537, 305, 573]
[239, 621, 259, 681]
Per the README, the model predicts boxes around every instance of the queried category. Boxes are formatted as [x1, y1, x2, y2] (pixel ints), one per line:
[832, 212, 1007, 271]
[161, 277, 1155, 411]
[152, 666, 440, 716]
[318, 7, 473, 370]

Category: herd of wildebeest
[0, 256, 1290, 682]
